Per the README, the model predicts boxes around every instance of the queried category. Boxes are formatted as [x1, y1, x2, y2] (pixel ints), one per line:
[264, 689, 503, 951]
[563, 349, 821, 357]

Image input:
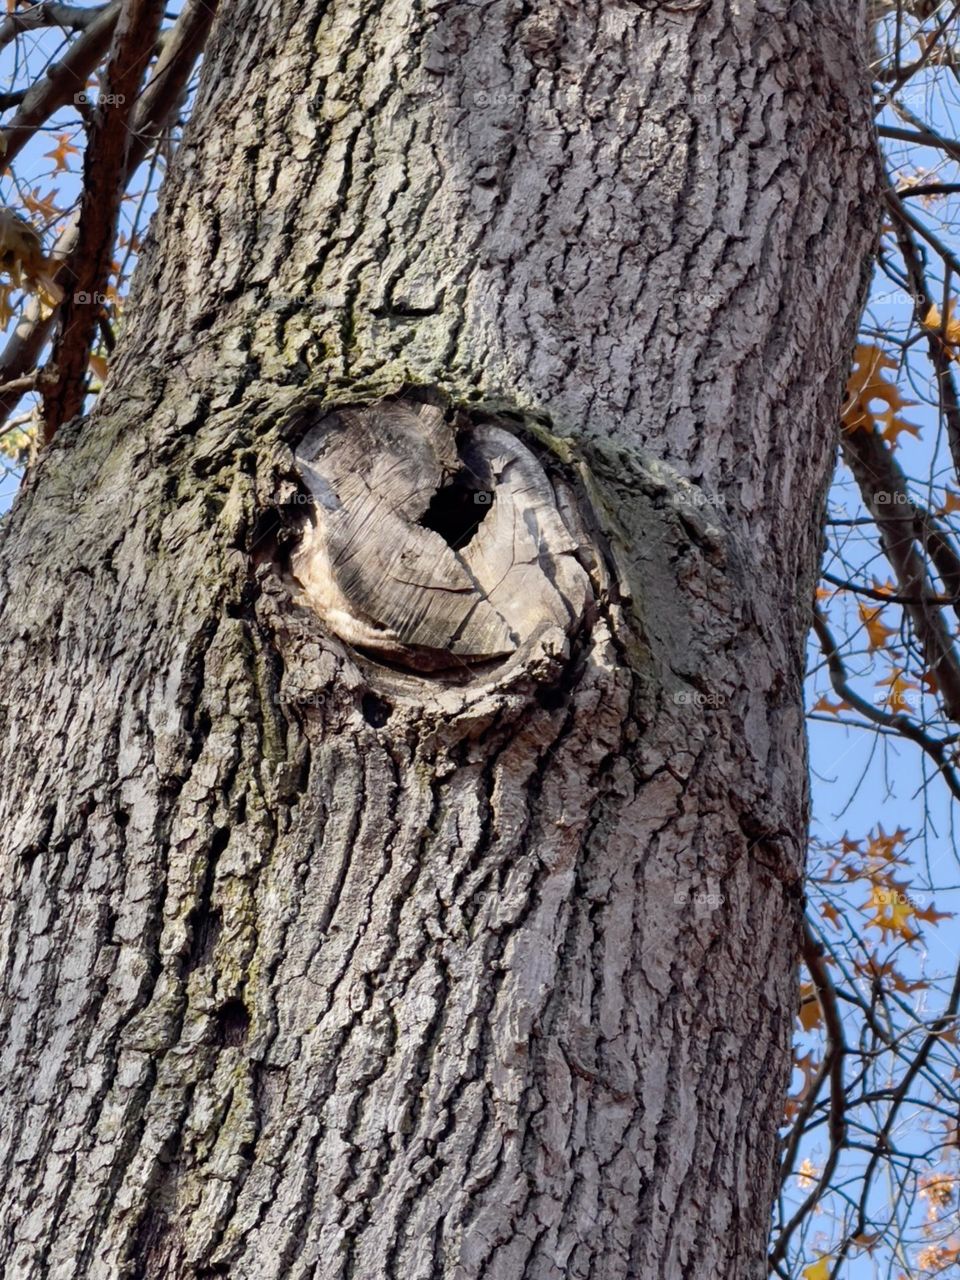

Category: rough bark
[0, 2, 879, 1279]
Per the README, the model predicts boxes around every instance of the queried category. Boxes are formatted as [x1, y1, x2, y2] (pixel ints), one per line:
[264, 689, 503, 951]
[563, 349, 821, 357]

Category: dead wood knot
[288, 394, 593, 674]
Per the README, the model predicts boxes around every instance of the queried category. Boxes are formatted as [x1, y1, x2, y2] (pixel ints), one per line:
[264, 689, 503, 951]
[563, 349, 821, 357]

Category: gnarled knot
[289, 394, 593, 672]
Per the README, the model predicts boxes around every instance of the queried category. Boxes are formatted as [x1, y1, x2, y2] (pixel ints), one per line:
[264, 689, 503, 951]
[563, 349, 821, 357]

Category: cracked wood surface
[0, 1, 879, 1278]
[289, 396, 591, 668]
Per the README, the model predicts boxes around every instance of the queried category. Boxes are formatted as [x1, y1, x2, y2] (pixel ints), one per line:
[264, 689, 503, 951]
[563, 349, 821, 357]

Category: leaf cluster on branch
[0, 0, 216, 472]
[780, 3, 960, 1277]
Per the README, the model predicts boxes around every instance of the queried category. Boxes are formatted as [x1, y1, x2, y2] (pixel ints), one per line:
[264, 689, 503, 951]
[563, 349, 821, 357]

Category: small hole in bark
[186, 906, 223, 973]
[251, 496, 312, 569]
[215, 998, 250, 1046]
[361, 691, 393, 727]
[419, 469, 493, 550]
[187, 708, 212, 763]
[249, 506, 284, 558]
[114, 808, 130, 829]
[536, 685, 567, 711]
[226, 580, 260, 618]
[131, 1205, 177, 1280]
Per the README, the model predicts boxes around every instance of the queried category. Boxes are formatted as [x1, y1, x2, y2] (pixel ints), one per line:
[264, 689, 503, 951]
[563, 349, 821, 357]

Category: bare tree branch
[0, 2, 121, 168]
[0, 3, 113, 54]
[769, 920, 849, 1270]
[40, 0, 204, 438]
[812, 606, 960, 801]
[0, 0, 216, 431]
[841, 422, 960, 721]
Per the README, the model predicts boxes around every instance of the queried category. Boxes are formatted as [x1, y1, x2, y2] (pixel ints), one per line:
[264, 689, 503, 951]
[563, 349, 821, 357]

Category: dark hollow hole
[249, 493, 314, 567]
[130, 1206, 173, 1280]
[361, 691, 392, 727]
[249, 506, 285, 560]
[536, 685, 567, 712]
[215, 997, 250, 1047]
[186, 906, 223, 974]
[419, 470, 494, 550]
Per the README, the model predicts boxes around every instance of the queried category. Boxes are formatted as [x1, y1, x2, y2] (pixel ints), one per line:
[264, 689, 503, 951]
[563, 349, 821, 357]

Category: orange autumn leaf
[875, 668, 919, 712]
[0, 281, 15, 328]
[842, 343, 918, 441]
[915, 900, 954, 927]
[852, 1232, 881, 1253]
[882, 414, 921, 446]
[866, 824, 909, 863]
[88, 353, 108, 384]
[924, 299, 960, 346]
[43, 132, 80, 175]
[22, 186, 61, 224]
[921, 668, 940, 694]
[820, 901, 841, 928]
[859, 602, 897, 651]
[812, 694, 850, 715]
[854, 955, 926, 994]
[865, 881, 918, 941]
[798, 982, 823, 1031]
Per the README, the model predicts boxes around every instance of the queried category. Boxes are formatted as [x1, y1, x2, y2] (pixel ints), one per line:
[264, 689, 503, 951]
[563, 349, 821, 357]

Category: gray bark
[0, 2, 879, 1278]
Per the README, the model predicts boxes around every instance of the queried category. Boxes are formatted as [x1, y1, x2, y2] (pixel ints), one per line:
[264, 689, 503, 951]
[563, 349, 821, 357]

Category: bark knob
[289, 397, 591, 671]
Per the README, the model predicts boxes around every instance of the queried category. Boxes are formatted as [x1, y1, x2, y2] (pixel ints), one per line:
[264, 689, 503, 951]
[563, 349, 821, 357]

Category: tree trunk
[0, 3, 878, 1278]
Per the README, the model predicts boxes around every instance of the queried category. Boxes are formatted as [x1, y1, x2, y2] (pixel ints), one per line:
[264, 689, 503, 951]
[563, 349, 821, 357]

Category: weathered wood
[290, 396, 591, 671]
